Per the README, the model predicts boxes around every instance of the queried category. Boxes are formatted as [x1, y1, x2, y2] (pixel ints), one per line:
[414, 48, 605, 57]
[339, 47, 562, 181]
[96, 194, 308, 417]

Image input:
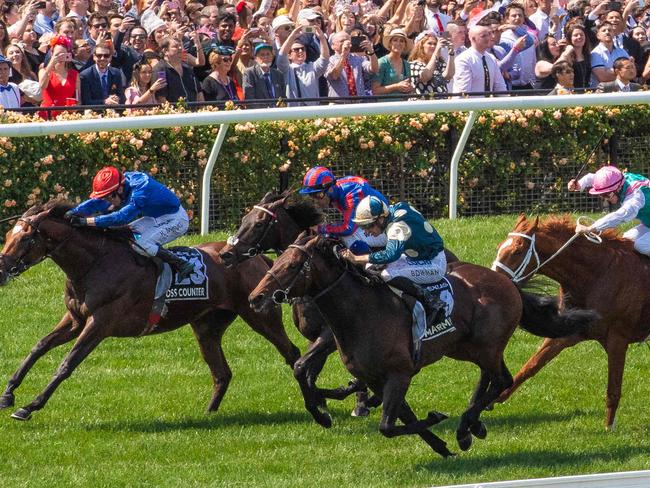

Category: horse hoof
[470, 421, 487, 439]
[351, 405, 370, 418]
[313, 407, 332, 429]
[427, 410, 449, 426]
[457, 431, 473, 451]
[11, 408, 32, 421]
[484, 403, 494, 411]
[0, 393, 15, 409]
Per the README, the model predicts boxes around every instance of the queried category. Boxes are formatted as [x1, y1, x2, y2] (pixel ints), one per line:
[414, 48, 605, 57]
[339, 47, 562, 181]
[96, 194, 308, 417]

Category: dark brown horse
[249, 234, 595, 456]
[492, 214, 650, 429]
[0, 200, 302, 421]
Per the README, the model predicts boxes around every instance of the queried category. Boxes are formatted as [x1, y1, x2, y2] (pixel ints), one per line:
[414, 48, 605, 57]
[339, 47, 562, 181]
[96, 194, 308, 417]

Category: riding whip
[573, 131, 608, 182]
[0, 214, 20, 224]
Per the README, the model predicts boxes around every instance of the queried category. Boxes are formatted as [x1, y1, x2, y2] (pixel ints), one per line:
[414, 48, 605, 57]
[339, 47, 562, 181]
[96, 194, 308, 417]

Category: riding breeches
[377, 250, 447, 285]
[340, 227, 388, 249]
[623, 223, 650, 256]
[129, 207, 190, 256]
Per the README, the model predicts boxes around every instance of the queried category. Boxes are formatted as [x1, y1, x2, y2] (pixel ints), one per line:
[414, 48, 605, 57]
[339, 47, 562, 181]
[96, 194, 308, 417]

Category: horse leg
[456, 369, 491, 451]
[236, 305, 301, 368]
[189, 310, 237, 413]
[399, 400, 453, 458]
[11, 322, 104, 421]
[293, 330, 337, 428]
[496, 335, 583, 404]
[0, 313, 80, 410]
[604, 334, 629, 431]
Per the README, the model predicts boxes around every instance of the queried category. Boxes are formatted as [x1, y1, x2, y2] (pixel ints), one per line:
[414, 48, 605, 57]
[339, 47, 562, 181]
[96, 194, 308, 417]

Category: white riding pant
[377, 250, 447, 285]
[622, 223, 650, 256]
[130, 207, 189, 256]
[340, 227, 388, 248]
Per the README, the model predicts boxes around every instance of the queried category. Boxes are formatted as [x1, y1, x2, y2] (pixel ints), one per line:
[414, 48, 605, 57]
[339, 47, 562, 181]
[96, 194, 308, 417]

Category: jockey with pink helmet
[300, 166, 389, 251]
[65, 166, 194, 278]
[568, 165, 650, 256]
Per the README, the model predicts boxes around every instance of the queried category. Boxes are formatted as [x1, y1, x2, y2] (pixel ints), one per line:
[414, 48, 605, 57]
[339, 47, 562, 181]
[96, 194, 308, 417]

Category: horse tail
[517, 289, 598, 338]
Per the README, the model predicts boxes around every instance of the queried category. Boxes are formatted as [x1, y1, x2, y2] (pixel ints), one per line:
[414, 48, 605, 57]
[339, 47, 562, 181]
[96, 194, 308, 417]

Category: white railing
[434, 470, 650, 488]
[2, 92, 649, 233]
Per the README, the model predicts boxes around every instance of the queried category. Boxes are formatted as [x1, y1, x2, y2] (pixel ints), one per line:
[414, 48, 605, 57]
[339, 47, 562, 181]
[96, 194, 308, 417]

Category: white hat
[140, 10, 166, 36]
[297, 8, 321, 22]
[271, 14, 294, 30]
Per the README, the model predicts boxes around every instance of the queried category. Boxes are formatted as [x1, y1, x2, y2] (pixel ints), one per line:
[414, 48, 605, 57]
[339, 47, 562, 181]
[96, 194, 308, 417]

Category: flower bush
[1, 103, 649, 229]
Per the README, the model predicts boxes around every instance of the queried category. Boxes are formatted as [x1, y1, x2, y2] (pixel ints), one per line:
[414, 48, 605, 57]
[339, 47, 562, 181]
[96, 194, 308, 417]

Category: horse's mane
[535, 214, 636, 253]
[23, 199, 75, 219]
[260, 191, 324, 229]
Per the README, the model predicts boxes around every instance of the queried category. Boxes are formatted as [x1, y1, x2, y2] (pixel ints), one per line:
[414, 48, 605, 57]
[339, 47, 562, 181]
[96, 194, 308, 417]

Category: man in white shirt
[0, 55, 20, 110]
[424, 0, 453, 35]
[453, 25, 507, 94]
[500, 3, 537, 90]
[591, 21, 630, 85]
[529, 0, 566, 39]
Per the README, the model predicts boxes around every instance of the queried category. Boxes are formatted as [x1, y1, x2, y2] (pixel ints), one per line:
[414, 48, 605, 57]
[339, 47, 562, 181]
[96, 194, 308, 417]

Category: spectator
[271, 14, 294, 51]
[409, 31, 454, 94]
[80, 42, 126, 105]
[548, 61, 575, 94]
[596, 56, 641, 91]
[72, 38, 93, 72]
[422, 0, 452, 36]
[39, 35, 80, 118]
[125, 61, 165, 104]
[0, 21, 10, 55]
[334, 6, 356, 34]
[591, 21, 629, 85]
[446, 21, 468, 56]
[87, 12, 110, 49]
[111, 19, 144, 85]
[233, 34, 256, 94]
[604, 8, 643, 73]
[94, 0, 114, 17]
[108, 14, 123, 39]
[529, 0, 566, 40]
[564, 23, 591, 89]
[360, 15, 388, 58]
[6, 0, 38, 39]
[276, 24, 329, 105]
[33, 0, 57, 36]
[243, 43, 285, 102]
[453, 25, 507, 94]
[54, 18, 77, 40]
[477, 12, 522, 88]
[6, 43, 36, 85]
[202, 47, 240, 101]
[66, 0, 89, 40]
[371, 27, 414, 97]
[153, 37, 202, 103]
[326, 31, 377, 99]
[0, 54, 21, 109]
[500, 3, 538, 90]
[21, 22, 44, 74]
[213, 12, 237, 47]
[534, 35, 571, 89]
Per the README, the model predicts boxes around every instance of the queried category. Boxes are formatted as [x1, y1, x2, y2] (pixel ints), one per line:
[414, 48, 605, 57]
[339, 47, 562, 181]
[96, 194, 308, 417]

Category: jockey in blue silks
[341, 195, 447, 328]
[300, 166, 389, 251]
[66, 166, 194, 279]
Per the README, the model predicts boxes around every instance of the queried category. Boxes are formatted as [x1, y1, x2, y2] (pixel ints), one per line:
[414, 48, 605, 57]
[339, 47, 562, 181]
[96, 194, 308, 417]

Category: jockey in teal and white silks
[569, 165, 650, 256]
[341, 196, 446, 328]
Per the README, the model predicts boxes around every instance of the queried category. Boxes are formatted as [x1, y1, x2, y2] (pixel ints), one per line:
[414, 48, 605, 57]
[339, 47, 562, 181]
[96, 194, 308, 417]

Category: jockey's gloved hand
[70, 216, 88, 227]
[63, 210, 74, 220]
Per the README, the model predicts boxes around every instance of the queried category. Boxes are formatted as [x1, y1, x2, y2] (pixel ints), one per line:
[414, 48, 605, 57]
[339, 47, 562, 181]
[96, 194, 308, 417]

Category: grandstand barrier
[434, 470, 650, 488]
[1, 92, 649, 234]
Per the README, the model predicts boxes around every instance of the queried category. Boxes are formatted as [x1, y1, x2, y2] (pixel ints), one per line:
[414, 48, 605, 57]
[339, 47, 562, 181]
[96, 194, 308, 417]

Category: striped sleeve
[322, 189, 360, 236]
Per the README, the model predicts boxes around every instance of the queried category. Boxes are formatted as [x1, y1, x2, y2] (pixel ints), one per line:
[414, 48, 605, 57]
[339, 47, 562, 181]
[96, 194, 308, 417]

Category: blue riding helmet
[300, 166, 336, 194]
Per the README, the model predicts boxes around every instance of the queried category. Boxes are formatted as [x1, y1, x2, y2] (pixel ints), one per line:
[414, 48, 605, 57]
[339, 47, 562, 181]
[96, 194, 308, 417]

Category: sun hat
[382, 27, 413, 52]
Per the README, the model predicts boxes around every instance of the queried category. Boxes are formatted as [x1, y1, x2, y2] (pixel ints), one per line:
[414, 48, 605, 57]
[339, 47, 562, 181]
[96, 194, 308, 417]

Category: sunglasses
[95, 52, 111, 58]
[307, 192, 326, 199]
[220, 56, 232, 62]
[91, 23, 108, 28]
[291, 46, 306, 52]
[131, 34, 146, 39]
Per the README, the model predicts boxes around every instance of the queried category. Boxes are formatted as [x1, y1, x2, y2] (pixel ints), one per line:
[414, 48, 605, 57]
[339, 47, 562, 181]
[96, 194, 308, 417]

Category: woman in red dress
[38, 35, 80, 119]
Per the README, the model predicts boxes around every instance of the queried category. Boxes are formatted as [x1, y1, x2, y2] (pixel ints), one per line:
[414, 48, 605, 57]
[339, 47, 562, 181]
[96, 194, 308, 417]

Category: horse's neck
[278, 211, 303, 251]
[537, 233, 604, 290]
[49, 230, 111, 280]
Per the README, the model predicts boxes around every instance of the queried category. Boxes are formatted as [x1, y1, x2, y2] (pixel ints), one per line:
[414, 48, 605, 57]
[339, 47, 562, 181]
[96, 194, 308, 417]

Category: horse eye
[255, 222, 264, 228]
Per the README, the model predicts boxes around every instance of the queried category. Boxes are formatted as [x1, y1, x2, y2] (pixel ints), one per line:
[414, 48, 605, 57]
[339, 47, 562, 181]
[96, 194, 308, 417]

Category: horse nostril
[249, 294, 264, 308]
[221, 251, 234, 262]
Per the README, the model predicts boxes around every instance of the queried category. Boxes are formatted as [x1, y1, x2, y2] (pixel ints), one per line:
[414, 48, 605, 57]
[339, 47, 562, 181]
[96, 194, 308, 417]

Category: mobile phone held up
[303, 26, 315, 34]
[350, 36, 366, 53]
[35, 1, 46, 9]
[607, 0, 622, 10]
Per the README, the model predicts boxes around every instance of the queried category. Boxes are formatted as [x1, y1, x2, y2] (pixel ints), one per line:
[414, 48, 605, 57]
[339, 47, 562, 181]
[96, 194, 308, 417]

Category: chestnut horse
[249, 234, 596, 456]
[0, 200, 302, 421]
[492, 214, 650, 429]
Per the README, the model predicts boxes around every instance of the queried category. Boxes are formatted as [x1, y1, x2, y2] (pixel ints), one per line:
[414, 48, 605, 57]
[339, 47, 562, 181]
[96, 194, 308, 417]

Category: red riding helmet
[90, 166, 124, 198]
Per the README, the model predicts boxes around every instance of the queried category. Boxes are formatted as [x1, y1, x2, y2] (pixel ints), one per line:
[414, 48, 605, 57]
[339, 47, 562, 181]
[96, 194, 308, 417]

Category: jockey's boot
[156, 247, 194, 280]
[387, 277, 445, 326]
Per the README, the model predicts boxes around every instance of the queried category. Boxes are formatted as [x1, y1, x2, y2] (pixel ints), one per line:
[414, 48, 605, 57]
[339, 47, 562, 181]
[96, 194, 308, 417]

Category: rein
[266, 243, 311, 305]
[227, 205, 278, 258]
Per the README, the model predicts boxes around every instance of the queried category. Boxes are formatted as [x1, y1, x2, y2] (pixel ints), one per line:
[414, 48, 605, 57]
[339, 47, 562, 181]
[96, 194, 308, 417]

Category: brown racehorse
[492, 214, 650, 429]
[249, 233, 596, 456]
[0, 200, 302, 421]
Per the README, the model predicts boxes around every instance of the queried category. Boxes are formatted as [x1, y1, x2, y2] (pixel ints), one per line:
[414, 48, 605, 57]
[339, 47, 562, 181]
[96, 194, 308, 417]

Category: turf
[1, 214, 649, 488]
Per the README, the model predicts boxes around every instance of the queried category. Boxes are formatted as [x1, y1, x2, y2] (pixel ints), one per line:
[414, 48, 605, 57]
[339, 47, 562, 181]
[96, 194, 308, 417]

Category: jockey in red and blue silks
[300, 166, 389, 250]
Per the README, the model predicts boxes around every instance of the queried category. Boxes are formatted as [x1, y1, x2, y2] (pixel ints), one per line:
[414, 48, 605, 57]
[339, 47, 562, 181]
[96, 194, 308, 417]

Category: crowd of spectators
[0, 0, 647, 115]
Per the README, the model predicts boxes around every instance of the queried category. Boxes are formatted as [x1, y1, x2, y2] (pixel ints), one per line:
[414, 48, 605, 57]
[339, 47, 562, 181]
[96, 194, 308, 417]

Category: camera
[303, 26, 315, 34]
[417, 0, 426, 5]
[350, 35, 366, 52]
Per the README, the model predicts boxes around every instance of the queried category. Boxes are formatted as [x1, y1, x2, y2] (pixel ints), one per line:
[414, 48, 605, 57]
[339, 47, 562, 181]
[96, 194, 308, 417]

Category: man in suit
[453, 25, 507, 94]
[596, 57, 642, 92]
[80, 43, 126, 106]
[243, 44, 286, 104]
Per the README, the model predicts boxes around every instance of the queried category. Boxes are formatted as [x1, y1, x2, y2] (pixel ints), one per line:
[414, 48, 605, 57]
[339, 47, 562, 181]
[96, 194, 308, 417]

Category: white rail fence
[434, 470, 650, 488]
[1, 92, 648, 234]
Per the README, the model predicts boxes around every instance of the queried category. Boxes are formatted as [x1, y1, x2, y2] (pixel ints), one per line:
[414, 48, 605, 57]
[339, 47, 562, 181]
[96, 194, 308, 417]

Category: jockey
[569, 165, 650, 256]
[299, 166, 389, 250]
[66, 166, 194, 278]
[341, 195, 446, 327]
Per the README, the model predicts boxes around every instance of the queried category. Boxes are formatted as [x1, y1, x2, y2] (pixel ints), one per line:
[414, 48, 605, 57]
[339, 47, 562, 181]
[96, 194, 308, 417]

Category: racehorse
[492, 214, 650, 429]
[249, 233, 596, 456]
[0, 199, 302, 421]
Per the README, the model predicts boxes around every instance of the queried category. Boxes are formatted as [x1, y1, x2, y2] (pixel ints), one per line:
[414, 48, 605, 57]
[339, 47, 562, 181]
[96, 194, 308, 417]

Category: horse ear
[532, 216, 539, 230]
[515, 213, 527, 227]
[280, 188, 297, 208]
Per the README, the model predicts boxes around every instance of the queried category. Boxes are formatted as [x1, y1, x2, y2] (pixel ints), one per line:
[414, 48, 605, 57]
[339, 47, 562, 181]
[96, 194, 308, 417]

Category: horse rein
[493, 217, 602, 284]
[266, 243, 312, 305]
[226, 205, 278, 258]
[0, 217, 47, 277]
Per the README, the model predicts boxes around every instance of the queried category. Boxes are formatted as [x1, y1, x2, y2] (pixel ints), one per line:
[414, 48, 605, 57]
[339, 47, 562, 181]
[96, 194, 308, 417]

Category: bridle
[265, 243, 312, 304]
[226, 205, 278, 258]
[493, 218, 601, 283]
[0, 217, 48, 277]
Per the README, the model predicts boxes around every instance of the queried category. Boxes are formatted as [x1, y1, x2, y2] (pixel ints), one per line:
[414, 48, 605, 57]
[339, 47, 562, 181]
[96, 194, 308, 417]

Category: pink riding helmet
[589, 165, 624, 195]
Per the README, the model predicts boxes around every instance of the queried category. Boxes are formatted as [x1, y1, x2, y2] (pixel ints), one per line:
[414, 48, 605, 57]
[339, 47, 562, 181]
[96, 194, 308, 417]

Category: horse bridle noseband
[265, 243, 312, 305]
[227, 205, 278, 258]
[0, 217, 47, 277]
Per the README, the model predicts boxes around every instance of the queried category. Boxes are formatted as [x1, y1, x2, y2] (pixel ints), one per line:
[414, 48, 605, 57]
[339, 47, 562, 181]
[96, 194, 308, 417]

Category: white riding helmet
[353, 196, 389, 226]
